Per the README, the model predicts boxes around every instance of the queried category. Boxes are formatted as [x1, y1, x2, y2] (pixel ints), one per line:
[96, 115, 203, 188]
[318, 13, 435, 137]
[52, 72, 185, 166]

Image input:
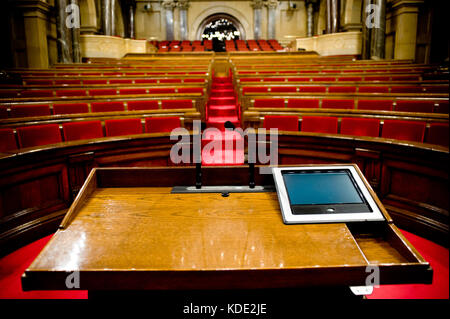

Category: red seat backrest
[55, 89, 87, 97]
[89, 89, 117, 96]
[382, 120, 426, 142]
[0, 128, 18, 152]
[105, 118, 143, 137]
[10, 104, 51, 118]
[119, 88, 147, 95]
[254, 99, 284, 108]
[340, 118, 380, 137]
[426, 123, 449, 147]
[390, 86, 423, 93]
[83, 79, 108, 85]
[20, 90, 54, 98]
[17, 124, 62, 148]
[148, 88, 176, 94]
[301, 116, 338, 134]
[0, 106, 8, 119]
[53, 103, 89, 115]
[358, 86, 389, 93]
[145, 117, 181, 133]
[338, 77, 362, 82]
[435, 101, 449, 114]
[184, 78, 205, 83]
[161, 99, 192, 109]
[328, 86, 356, 93]
[358, 100, 393, 111]
[299, 86, 326, 93]
[62, 121, 104, 141]
[423, 86, 449, 93]
[134, 79, 157, 84]
[109, 79, 133, 84]
[270, 86, 297, 93]
[159, 79, 182, 83]
[263, 115, 298, 131]
[322, 99, 354, 109]
[395, 100, 435, 113]
[242, 87, 269, 94]
[177, 87, 204, 95]
[287, 99, 319, 109]
[54, 79, 81, 85]
[287, 77, 309, 82]
[127, 100, 159, 111]
[91, 101, 124, 113]
[312, 77, 335, 82]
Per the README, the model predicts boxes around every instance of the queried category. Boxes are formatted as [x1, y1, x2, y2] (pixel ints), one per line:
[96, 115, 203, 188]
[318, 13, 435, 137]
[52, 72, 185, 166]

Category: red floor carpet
[0, 228, 447, 299]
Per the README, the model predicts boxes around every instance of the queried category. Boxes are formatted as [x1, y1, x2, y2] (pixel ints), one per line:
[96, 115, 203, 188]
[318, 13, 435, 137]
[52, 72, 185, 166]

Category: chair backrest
[340, 118, 380, 137]
[177, 87, 204, 94]
[358, 100, 393, 111]
[395, 100, 435, 113]
[119, 88, 147, 95]
[426, 123, 449, 147]
[254, 99, 284, 108]
[270, 86, 297, 93]
[242, 87, 269, 94]
[127, 100, 159, 111]
[53, 103, 89, 115]
[0, 106, 7, 119]
[328, 86, 356, 93]
[91, 101, 125, 113]
[358, 86, 389, 93]
[17, 124, 62, 148]
[161, 100, 192, 109]
[0, 128, 18, 152]
[88, 89, 117, 96]
[145, 117, 181, 133]
[299, 86, 326, 93]
[62, 121, 104, 141]
[20, 90, 54, 98]
[287, 99, 319, 109]
[322, 99, 354, 110]
[10, 104, 51, 118]
[105, 118, 143, 137]
[301, 116, 338, 134]
[381, 120, 426, 142]
[55, 90, 87, 97]
[148, 88, 176, 94]
[263, 115, 299, 131]
[435, 101, 449, 114]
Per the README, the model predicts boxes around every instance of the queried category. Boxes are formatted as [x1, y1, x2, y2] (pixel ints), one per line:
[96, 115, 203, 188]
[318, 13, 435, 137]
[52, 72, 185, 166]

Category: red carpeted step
[209, 96, 236, 106]
[208, 104, 238, 117]
[212, 77, 232, 84]
[212, 84, 234, 90]
[210, 89, 235, 97]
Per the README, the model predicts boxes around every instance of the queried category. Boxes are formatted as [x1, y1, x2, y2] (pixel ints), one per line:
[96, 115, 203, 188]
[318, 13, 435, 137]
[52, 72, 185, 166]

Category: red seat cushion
[0, 128, 18, 152]
[17, 124, 62, 148]
[89, 89, 117, 96]
[340, 118, 380, 137]
[301, 116, 338, 134]
[105, 118, 143, 137]
[254, 99, 284, 108]
[426, 123, 449, 147]
[395, 100, 435, 113]
[382, 120, 426, 142]
[161, 100, 192, 109]
[55, 90, 87, 97]
[322, 99, 354, 109]
[263, 115, 298, 131]
[62, 121, 104, 141]
[145, 117, 181, 133]
[10, 104, 51, 118]
[119, 88, 147, 95]
[287, 99, 319, 108]
[127, 100, 159, 111]
[91, 101, 124, 113]
[53, 103, 89, 115]
[358, 100, 393, 111]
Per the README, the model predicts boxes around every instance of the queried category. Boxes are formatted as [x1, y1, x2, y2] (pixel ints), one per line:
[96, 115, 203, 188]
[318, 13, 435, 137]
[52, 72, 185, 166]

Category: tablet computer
[272, 165, 385, 224]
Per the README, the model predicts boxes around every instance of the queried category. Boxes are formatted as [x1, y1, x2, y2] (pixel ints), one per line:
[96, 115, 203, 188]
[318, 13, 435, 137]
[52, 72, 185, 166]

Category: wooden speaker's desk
[22, 166, 431, 291]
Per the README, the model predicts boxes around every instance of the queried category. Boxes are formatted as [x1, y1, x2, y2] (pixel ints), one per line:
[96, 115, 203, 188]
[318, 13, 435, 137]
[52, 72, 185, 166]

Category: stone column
[162, 0, 176, 41]
[361, 0, 372, 59]
[102, 0, 112, 36]
[266, 0, 278, 39]
[326, 0, 332, 33]
[370, 0, 386, 60]
[391, 0, 423, 60]
[19, 0, 51, 68]
[70, 0, 81, 63]
[306, 0, 318, 37]
[330, 0, 340, 33]
[111, 0, 116, 36]
[129, 4, 136, 39]
[251, 0, 264, 40]
[178, 0, 189, 41]
[56, 0, 73, 63]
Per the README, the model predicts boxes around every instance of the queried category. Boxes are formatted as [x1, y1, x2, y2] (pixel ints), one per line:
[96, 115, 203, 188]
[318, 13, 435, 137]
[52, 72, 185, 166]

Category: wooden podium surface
[22, 166, 432, 291]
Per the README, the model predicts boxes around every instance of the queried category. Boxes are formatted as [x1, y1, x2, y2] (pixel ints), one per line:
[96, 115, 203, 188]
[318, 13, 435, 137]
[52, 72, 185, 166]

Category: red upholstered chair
[55, 90, 87, 97]
[270, 86, 297, 93]
[0, 128, 18, 152]
[16, 124, 62, 148]
[20, 90, 54, 98]
[390, 86, 424, 93]
[382, 120, 426, 142]
[127, 100, 159, 111]
[178, 87, 204, 94]
[322, 99, 354, 109]
[145, 117, 181, 133]
[105, 118, 143, 137]
[91, 101, 124, 113]
[242, 87, 269, 94]
[161, 100, 192, 109]
[25, 79, 53, 85]
[62, 121, 104, 141]
[287, 77, 309, 82]
[426, 123, 449, 147]
[328, 86, 356, 93]
[301, 116, 338, 134]
[109, 79, 133, 84]
[119, 88, 147, 95]
[134, 79, 157, 84]
[395, 100, 435, 113]
[299, 86, 326, 93]
[254, 99, 284, 108]
[263, 115, 298, 131]
[53, 103, 89, 115]
[391, 75, 420, 81]
[83, 79, 108, 85]
[287, 99, 319, 108]
[159, 79, 182, 83]
[340, 118, 380, 137]
[148, 88, 176, 94]
[435, 101, 449, 114]
[358, 86, 389, 93]
[10, 104, 51, 118]
[358, 100, 393, 111]
[89, 89, 117, 96]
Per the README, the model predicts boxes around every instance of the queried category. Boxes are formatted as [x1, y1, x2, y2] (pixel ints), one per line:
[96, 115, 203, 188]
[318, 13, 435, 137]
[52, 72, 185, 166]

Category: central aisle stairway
[202, 73, 244, 166]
